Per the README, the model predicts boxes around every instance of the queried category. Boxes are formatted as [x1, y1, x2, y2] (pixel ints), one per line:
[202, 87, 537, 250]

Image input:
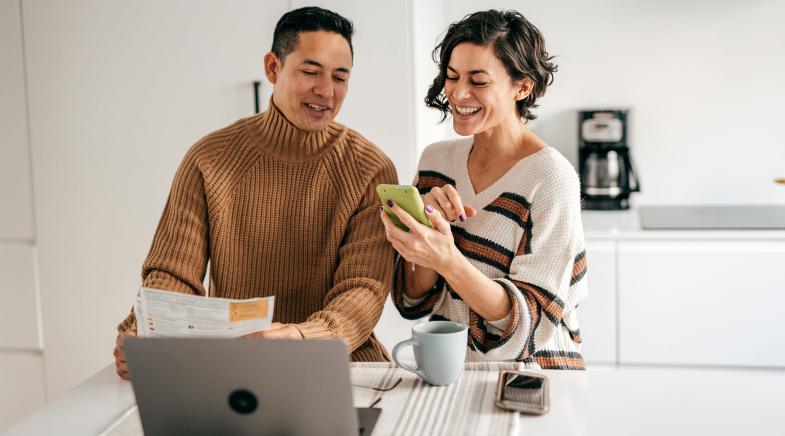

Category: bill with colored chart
[135, 287, 275, 338]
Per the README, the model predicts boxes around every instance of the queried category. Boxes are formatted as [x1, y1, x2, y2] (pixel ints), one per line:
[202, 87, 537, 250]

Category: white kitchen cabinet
[580, 239, 617, 364]
[618, 239, 785, 367]
[0, 351, 46, 432]
[0, 242, 40, 349]
[0, 0, 35, 240]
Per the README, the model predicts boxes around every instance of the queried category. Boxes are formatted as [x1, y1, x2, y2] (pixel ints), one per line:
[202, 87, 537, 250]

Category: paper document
[135, 287, 275, 338]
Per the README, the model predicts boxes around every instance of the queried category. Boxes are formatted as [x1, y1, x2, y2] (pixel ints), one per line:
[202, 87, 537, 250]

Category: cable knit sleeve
[294, 158, 398, 354]
[117, 143, 210, 332]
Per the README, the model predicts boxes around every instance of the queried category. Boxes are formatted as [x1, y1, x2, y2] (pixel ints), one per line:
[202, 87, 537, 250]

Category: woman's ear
[263, 52, 281, 84]
[515, 78, 534, 101]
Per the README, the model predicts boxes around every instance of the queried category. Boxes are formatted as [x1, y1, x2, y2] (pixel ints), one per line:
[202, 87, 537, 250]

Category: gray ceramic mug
[392, 321, 468, 386]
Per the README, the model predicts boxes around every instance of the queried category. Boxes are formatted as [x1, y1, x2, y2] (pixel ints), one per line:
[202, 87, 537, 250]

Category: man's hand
[242, 322, 304, 340]
[114, 329, 137, 380]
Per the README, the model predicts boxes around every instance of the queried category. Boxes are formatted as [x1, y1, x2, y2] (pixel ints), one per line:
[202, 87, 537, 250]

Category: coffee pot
[578, 110, 640, 210]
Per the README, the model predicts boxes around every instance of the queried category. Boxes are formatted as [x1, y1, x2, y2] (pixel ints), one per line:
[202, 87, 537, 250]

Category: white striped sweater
[391, 138, 589, 369]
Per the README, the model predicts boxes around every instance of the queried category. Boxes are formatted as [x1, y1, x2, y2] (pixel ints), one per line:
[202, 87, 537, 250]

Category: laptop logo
[228, 389, 258, 415]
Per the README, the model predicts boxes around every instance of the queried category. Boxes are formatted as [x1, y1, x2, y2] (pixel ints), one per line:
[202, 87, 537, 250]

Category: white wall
[413, 0, 785, 205]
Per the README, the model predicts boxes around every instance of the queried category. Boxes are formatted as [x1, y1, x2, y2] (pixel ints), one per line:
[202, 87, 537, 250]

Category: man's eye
[334, 76, 347, 83]
[302, 70, 318, 76]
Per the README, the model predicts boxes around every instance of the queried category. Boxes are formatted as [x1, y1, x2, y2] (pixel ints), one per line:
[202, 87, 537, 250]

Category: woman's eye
[471, 81, 488, 87]
[445, 76, 458, 81]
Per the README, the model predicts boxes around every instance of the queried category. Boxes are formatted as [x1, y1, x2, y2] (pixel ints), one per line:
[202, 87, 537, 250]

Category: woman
[380, 10, 587, 369]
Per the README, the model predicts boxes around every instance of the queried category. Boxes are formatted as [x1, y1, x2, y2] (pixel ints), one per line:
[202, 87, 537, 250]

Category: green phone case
[376, 184, 432, 231]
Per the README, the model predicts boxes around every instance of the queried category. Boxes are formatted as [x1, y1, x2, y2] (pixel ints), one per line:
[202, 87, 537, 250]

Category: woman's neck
[472, 113, 538, 163]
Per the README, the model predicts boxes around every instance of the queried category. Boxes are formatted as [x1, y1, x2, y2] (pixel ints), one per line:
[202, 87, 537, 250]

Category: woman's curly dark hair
[425, 10, 557, 122]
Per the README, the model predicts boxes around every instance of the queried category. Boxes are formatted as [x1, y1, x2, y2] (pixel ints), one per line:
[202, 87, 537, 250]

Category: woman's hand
[422, 185, 477, 222]
[379, 200, 459, 273]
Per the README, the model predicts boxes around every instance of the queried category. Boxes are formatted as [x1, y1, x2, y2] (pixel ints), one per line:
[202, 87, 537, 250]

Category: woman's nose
[452, 80, 471, 100]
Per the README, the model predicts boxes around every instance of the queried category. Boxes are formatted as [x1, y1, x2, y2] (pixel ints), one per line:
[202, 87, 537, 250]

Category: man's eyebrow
[303, 59, 351, 74]
[302, 59, 323, 68]
[447, 66, 489, 75]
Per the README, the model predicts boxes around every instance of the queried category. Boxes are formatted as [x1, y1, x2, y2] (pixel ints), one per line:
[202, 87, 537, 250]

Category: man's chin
[295, 115, 333, 132]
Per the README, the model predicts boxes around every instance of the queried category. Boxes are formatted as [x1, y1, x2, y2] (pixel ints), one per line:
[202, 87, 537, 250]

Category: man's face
[265, 31, 352, 131]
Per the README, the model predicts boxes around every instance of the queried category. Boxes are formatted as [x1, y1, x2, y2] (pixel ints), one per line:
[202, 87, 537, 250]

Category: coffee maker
[578, 109, 640, 210]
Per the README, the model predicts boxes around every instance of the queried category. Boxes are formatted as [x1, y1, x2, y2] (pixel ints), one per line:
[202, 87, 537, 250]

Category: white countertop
[7, 364, 785, 436]
[581, 209, 785, 239]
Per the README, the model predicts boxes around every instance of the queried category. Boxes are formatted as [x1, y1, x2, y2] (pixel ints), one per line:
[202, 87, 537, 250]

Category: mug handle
[392, 338, 425, 379]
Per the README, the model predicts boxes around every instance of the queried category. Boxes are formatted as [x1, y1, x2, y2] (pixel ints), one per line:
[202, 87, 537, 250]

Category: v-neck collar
[452, 138, 550, 211]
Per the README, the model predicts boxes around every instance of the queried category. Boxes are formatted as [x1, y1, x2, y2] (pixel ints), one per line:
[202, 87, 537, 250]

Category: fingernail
[425, 204, 434, 213]
[379, 206, 383, 212]
[387, 200, 394, 208]
[459, 214, 466, 222]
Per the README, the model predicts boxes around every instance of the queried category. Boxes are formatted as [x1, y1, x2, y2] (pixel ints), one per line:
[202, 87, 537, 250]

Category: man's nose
[313, 76, 334, 99]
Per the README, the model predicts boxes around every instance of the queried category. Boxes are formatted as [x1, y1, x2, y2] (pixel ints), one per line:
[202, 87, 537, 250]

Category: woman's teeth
[307, 104, 328, 111]
[456, 106, 481, 116]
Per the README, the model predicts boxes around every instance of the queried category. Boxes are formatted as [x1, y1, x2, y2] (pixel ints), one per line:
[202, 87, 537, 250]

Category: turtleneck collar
[245, 99, 342, 162]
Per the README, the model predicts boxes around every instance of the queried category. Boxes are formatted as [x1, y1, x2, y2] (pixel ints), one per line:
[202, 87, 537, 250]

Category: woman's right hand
[423, 185, 477, 222]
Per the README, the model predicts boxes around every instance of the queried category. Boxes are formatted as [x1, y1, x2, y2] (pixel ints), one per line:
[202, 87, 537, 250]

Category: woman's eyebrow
[446, 66, 489, 75]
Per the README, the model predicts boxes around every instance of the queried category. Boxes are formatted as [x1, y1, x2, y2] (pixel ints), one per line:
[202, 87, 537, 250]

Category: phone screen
[496, 371, 548, 414]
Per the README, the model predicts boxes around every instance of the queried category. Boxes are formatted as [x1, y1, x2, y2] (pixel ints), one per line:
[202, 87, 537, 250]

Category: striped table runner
[102, 362, 526, 436]
[352, 362, 524, 435]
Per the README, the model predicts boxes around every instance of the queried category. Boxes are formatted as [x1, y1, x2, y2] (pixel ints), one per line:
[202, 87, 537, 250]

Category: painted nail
[425, 204, 434, 213]
[459, 214, 466, 222]
[387, 200, 394, 208]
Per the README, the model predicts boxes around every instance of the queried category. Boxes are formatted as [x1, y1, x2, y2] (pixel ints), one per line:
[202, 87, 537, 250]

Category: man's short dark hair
[271, 6, 354, 62]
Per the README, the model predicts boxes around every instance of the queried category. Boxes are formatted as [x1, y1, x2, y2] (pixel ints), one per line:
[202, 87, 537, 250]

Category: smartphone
[376, 184, 432, 231]
[495, 370, 550, 415]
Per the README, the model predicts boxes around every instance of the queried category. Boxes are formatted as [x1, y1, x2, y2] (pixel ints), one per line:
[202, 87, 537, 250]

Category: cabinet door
[618, 240, 785, 367]
[579, 239, 617, 364]
[0, 0, 35, 240]
[0, 352, 46, 432]
[0, 243, 40, 349]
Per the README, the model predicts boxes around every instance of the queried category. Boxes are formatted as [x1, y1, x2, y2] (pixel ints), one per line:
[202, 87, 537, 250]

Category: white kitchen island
[6, 363, 785, 436]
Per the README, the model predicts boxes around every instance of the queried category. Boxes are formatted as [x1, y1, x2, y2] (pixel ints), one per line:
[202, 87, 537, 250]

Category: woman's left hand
[379, 201, 459, 273]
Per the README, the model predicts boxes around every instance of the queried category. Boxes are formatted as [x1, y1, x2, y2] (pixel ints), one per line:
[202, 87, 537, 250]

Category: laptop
[124, 338, 381, 436]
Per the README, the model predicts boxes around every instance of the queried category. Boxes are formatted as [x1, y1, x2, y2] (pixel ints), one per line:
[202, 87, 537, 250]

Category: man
[114, 6, 397, 379]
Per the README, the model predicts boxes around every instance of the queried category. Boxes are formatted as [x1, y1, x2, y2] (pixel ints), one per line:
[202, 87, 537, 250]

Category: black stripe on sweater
[483, 192, 532, 230]
[451, 226, 514, 272]
[417, 170, 455, 194]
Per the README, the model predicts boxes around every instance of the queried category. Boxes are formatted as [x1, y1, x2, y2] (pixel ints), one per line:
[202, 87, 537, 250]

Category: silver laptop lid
[124, 338, 358, 436]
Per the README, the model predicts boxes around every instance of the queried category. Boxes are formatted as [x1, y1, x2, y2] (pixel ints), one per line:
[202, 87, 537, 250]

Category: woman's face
[443, 43, 526, 136]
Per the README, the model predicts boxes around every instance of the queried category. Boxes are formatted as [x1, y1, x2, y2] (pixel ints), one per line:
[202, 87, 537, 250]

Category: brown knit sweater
[118, 102, 398, 361]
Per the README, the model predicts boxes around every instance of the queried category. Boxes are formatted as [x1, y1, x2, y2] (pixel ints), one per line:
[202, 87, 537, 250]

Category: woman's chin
[452, 121, 479, 137]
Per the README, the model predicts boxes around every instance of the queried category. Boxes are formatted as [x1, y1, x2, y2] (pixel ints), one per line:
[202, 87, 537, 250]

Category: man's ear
[515, 78, 534, 101]
[263, 52, 281, 84]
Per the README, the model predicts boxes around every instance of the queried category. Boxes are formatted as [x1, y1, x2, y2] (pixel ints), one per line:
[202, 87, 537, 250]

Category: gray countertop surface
[582, 208, 785, 240]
